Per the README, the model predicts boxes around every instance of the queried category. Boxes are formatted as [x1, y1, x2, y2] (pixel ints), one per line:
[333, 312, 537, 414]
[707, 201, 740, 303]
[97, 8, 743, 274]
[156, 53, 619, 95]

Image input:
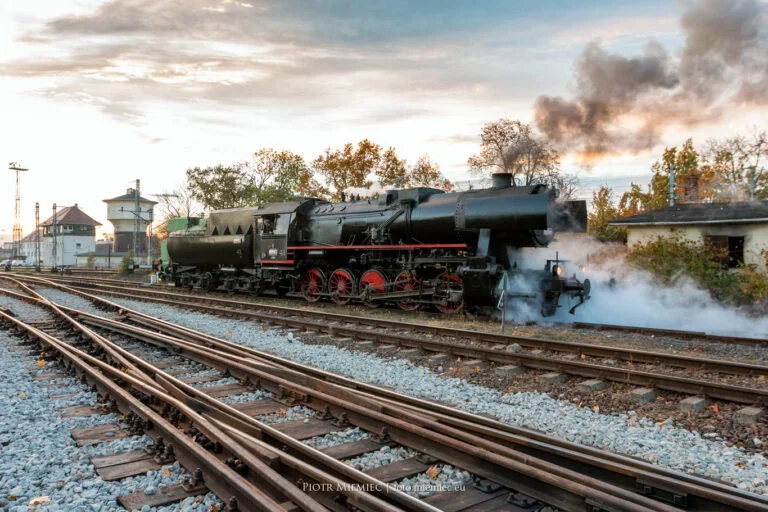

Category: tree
[409, 155, 454, 191]
[156, 183, 203, 221]
[376, 147, 408, 188]
[468, 119, 560, 187]
[618, 183, 650, 217]
[86, 253, 95, 268]
[186, 165, 255, 210]
[587, 186, 626, 242]
[313, 139, 381, 200]
[618, 138, 712, 214]
[705, 129, 768, 201]
[541, 170, 579, 201]
[245, 149, 322, 205]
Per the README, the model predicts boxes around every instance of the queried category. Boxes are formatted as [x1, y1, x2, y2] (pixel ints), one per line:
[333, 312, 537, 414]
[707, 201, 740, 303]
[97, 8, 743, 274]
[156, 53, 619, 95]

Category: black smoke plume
[534, 0, 768, 161]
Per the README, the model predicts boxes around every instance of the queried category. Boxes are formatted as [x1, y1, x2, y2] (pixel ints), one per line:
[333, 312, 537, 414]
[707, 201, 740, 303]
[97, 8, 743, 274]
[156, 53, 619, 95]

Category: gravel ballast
[36, 289, 768, 495]
[0, 295, 222, 511]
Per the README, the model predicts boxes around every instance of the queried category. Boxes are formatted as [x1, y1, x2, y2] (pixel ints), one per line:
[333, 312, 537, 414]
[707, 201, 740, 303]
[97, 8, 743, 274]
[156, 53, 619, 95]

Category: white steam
[505, 234, 768, 339]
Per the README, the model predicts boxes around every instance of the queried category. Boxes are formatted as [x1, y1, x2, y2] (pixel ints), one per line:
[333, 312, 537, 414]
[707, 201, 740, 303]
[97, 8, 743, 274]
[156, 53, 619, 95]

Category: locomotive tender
[167, 173, 590, 315]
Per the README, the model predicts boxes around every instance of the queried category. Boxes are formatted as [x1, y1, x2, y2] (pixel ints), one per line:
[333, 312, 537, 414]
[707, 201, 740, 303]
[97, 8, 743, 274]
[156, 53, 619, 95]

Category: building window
[76, 243, 81, 249]
[704, 235, 744, 268]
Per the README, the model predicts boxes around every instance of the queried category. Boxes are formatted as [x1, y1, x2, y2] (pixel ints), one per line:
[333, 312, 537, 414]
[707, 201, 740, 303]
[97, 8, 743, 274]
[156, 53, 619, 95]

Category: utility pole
[34, 202, 41, 271]
[8, 163, 29, 261]
[669, 164, 676, 206]
[134, 179, 140, 263]
[749, 166, 757, 201]
[52, 203, 58, 269]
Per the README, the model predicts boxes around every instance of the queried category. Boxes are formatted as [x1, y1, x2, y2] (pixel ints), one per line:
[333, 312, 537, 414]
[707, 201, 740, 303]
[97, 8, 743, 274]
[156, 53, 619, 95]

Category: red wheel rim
[394, 271, 420, 311]
[329, 268, 355, 305]
[300, 268, 325, 302]
[434, 272, 463, 314]
[359, 269, 387, 307]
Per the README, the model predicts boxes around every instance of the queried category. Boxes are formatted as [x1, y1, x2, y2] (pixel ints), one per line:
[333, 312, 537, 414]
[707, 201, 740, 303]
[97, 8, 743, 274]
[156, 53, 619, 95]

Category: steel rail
[20, 275, 768, 376]
[21, 273, 768, 346]
[2, 285, 670, 511]
[9, 277, 768, 509]
[70, 310, 679, 512]
[16, 277, 768, 404]
[0, 309, 301, 512]
[0, 282, 428, 512]
[83, 301, 768, 512]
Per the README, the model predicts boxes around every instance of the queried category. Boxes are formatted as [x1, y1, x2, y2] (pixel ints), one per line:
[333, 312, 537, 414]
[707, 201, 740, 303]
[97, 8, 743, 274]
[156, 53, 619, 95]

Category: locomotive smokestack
[492, 173, 513, 188]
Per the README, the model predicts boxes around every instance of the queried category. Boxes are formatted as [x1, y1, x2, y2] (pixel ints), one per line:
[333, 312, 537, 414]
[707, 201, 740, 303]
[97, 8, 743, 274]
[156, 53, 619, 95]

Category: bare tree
[156, 183, 204, 221]
[705, 128, 768, 200]
[468, 119, 560, 187]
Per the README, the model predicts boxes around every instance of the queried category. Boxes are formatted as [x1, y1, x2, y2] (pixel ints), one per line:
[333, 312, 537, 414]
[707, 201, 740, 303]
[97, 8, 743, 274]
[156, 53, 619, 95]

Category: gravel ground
[256, 406, 315, 424]
[0, 291, 48, 320]
[0, 329, 222, 511]
[192, 376, 239, 389]
[35, 289, 768, 495]
[220, 390, 272, 405]
[343, 446, 418, 471]
[394, 465, 472, 498]
[303, 427, 369, 450]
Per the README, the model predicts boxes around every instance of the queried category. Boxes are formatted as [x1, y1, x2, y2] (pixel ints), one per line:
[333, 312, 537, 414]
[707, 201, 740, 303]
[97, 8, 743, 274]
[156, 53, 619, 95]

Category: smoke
[534, 0, 768, 161]
[505, 234, 768, 338]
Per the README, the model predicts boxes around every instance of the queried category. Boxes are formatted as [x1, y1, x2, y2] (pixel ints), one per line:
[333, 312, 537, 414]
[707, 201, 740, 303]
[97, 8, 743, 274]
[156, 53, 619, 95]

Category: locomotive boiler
[166, 174, 590, 316]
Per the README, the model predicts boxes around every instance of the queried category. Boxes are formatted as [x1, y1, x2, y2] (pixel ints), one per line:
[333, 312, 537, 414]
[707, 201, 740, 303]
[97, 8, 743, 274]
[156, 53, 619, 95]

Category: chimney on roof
[127, 188, 134, 194]
[681, 175, 699, 203]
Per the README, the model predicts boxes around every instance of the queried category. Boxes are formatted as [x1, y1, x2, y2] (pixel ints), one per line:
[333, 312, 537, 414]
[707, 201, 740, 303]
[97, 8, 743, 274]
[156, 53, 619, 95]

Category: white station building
[20, 204, 101, 267]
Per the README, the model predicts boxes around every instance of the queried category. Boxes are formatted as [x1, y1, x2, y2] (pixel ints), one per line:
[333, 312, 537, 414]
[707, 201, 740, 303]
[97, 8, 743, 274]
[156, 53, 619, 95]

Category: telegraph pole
[8, 163, 29, 260]
[133, 179, 140, 262]
[34, 202, 41, 271]
[52, 203, 58, 269]
[669, 164, 676, 206]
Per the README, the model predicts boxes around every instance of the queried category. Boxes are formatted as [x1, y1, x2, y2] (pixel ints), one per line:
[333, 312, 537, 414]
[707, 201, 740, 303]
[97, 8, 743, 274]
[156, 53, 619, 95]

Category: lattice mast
[8, 163, 28, 260]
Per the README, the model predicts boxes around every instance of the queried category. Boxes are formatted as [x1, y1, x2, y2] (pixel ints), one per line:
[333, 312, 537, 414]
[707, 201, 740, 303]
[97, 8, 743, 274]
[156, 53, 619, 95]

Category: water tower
[103, 180, 157, 257]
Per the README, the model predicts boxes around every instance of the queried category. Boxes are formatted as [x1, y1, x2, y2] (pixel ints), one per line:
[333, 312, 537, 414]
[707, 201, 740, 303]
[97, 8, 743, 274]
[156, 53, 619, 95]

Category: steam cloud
[506, 236, 768, 339]
[534, 0, 768, 161]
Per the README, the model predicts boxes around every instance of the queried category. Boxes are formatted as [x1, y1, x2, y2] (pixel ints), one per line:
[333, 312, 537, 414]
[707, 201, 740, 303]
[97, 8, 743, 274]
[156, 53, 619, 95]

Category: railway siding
[30, 285, 768, 499]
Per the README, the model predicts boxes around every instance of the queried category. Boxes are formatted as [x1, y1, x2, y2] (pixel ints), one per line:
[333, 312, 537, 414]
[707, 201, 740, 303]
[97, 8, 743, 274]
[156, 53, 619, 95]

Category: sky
[1, 0, 767, 240]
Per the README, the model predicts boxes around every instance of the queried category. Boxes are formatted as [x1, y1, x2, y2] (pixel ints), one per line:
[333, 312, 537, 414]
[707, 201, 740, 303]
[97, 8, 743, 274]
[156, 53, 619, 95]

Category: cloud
[2, 0, 517, 129]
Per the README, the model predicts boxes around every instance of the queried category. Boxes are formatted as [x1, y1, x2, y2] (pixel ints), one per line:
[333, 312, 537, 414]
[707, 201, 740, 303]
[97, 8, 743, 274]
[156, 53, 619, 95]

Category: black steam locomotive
[166, 174, 590, 315]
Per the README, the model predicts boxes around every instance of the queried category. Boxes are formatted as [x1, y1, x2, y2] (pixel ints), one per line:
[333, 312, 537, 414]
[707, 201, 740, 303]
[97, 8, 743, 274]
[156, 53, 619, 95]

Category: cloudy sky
[1, 0, 766, 239]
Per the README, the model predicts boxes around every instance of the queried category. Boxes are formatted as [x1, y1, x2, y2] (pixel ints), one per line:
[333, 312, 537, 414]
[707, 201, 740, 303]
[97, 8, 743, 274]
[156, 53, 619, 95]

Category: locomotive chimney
[492, 173, 512, 188]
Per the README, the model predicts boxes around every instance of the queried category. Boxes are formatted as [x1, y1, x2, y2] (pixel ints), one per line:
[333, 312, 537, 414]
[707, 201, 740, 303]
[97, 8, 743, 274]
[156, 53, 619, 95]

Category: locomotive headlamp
[553, 265, 563, 276]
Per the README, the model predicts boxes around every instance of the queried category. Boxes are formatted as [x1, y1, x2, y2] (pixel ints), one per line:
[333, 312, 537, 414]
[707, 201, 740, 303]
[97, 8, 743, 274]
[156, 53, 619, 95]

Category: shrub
[628, 235, 768, 306]
[119, 250, 135, 274]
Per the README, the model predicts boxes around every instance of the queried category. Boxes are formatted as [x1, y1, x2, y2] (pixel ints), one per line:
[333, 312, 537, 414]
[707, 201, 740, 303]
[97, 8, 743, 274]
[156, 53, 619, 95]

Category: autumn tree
[186, 165, 255, 210]
[618, 139, 711, 214]
[409, 155, 454, 191]
[376, 147, 408, 188]
[588, 186, 626, 242]
[313, 139, 381, 200]
[245, 149, 325, 205]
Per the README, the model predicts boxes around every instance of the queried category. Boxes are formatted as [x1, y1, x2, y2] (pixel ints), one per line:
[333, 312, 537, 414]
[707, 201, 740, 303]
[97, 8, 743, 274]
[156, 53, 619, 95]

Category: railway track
[2, 276, 768, 511]
[12, 270, 768, 346]
[10, 274, 768, 406]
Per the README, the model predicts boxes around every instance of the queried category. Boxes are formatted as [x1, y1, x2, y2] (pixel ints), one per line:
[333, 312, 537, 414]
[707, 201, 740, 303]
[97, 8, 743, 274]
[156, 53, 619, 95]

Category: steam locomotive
[166, 174, 591, 316]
